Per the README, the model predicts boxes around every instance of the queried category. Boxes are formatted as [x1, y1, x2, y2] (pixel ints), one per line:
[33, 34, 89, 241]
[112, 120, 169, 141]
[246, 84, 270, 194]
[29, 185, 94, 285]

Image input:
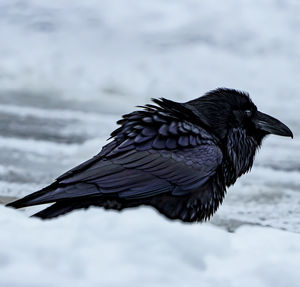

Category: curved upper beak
[253, 111, 293, 138]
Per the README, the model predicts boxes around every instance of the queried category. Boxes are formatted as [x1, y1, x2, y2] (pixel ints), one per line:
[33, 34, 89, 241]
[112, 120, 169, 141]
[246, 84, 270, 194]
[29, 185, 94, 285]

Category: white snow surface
[1, 206, 300, 287]
[1, 0, 300, 286]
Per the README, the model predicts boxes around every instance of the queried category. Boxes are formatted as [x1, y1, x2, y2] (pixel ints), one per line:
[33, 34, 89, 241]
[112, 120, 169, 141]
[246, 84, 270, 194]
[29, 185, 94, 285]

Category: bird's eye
[244, 110, 252, 117]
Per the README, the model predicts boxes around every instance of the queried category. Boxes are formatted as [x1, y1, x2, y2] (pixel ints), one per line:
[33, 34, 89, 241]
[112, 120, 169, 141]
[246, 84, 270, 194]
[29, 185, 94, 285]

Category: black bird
[7, 88, 293, 221]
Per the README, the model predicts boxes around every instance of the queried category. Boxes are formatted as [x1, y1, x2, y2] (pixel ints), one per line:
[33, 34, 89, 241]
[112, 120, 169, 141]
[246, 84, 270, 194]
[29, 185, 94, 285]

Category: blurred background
[0, 0, 300, 286]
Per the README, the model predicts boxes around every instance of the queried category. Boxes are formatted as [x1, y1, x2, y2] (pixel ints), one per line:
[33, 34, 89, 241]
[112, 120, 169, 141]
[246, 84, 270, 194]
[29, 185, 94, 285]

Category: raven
[7, 88, 293, 222]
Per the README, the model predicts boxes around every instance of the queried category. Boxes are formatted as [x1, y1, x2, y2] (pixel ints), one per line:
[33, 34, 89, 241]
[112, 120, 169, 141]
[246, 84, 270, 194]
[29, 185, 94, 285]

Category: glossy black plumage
[7, 88, 293, 222]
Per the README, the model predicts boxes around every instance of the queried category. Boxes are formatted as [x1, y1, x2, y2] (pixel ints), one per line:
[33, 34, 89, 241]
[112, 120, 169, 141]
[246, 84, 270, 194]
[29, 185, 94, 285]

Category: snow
[0, 0, 300, 285]
[1, 206, 300, 287]
[1, 0, 300, 114]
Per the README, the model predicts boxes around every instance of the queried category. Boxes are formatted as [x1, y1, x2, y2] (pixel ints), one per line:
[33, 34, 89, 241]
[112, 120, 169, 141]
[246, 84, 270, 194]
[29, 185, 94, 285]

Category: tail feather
[31, 197, 124, 219]
[6, 182, 60, 209]
[31, 197, 148, 219]
[6, 182, 100, 209]
[31, 201, 84, 219]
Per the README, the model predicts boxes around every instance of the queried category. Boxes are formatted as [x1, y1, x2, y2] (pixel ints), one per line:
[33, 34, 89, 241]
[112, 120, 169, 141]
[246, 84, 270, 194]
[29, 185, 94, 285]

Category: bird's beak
[253, 111, 293, 138]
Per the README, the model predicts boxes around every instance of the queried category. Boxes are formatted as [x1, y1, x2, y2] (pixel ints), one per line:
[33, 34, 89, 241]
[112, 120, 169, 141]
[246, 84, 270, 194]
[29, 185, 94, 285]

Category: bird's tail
[6, 182, 149, 220]
[6, 182, 60, 209]
[6, 182, 100, 209]
[31, 200, 87, 219]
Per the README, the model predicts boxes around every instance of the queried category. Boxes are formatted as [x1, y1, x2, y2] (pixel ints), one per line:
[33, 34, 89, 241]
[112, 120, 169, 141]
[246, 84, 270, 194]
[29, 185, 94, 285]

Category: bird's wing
[58, 144, 222, 198]
[56, 98, 218, 182]
[8, 103, 222, 208]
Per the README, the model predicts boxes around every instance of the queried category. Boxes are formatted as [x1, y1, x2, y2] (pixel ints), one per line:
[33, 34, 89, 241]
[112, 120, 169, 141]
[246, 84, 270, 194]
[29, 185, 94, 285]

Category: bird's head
[184, 88, 293, 182]
[184, 88, 293, 144]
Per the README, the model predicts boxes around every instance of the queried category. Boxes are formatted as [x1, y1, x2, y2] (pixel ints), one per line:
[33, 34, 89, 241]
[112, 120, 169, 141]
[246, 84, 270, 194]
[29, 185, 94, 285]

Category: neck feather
[222, 128, 260, 186]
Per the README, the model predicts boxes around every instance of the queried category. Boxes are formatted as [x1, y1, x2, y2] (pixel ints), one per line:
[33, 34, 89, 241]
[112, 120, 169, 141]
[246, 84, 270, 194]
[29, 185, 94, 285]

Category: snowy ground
[1, 206, 300, 287]
[0, 0, 300, 286]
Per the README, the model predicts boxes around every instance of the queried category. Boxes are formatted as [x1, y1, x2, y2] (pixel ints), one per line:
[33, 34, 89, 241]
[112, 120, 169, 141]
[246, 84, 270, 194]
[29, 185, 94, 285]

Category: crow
[7, 88, 293, 222]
